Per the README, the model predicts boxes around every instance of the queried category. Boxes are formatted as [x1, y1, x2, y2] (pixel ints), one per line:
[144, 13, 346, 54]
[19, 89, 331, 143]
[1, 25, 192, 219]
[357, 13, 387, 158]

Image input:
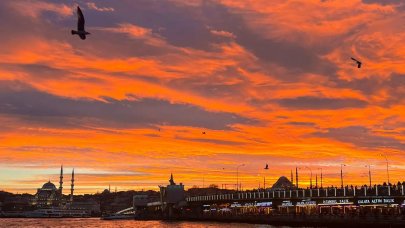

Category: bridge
[120, 185, 405, 215]
[186, 185, 405, 207]
[114, 175, 405, 227]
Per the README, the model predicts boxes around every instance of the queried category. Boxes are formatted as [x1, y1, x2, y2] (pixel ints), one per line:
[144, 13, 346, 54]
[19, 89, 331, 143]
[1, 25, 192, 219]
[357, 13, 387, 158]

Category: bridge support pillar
[376, 186, 378, 196]
[325, 188, 328, 197]
[334, 188, 337, 197]
[303, 189, 305, 197]
[364, 186, 367, 196]
[388, 186, 391, 196]
[402, 184, 404, 196]
[317, 188, 320, 197]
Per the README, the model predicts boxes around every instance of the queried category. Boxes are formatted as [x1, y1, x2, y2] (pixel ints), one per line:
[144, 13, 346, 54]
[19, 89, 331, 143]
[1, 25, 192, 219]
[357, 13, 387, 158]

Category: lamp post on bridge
[380, 153, 390, 185]
[318, 168, 323, 188]
[340, 164, 346, 189]
[299, 167, 312, 189]
[236, 164, 245, 192]
[365, 164, 372, 187]
[307, 167, 313, 189]
[263, 163, 269, 190]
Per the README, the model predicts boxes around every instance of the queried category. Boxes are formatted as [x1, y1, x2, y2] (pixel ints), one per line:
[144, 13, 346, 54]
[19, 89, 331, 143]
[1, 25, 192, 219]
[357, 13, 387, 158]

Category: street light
[365, 165, 372, 187]
[256, 173, 265, 190]
[340, 164, 346, 188]
[318, 168, 323, 188]
[263, 164, 269, 190]
[380, 153, 390, 185]
[236, 164, 245, 191]
[299, 167, 312, 188]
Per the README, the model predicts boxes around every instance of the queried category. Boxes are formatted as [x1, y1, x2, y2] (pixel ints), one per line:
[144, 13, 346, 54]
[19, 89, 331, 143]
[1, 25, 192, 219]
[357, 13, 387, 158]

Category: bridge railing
[186, 184, 405, 202]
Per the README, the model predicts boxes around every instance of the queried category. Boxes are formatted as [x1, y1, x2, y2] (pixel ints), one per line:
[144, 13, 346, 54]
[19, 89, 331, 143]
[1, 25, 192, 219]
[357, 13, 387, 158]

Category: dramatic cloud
[86, 2, 115, 12]
[0, 0, 404, 193]
[362, 0, 403, 6]
[210, 29, 236, 39]
[0, 81, 253, 130]
[313, 126, 405, 150]
[276, 96, 368, 110]
[9, 0, 73, 18]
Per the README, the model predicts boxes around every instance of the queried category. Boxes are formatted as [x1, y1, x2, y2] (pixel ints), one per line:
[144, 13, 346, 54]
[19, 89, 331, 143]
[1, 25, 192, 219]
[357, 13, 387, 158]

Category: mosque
[32, 165, 75, 207]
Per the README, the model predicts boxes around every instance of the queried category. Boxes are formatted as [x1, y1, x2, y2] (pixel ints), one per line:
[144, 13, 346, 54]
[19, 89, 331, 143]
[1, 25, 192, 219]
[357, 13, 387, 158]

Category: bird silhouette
[351, 57, 362, 68]
[71, 6, 90, 40]
[202, 132, 206, 135]
[264, 164, 269, 170]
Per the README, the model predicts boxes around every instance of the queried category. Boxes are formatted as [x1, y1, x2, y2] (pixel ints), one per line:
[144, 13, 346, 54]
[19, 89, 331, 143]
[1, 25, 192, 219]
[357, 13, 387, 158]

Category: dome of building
[42, 181, 57, 190]
[271, 176, 294, 190]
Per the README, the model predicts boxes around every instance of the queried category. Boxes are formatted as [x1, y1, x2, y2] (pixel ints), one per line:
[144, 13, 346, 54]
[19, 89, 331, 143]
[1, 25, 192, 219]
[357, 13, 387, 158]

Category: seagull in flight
[351, 57, 362, 68]
[264, 164, 269, 170]
[71, 6, 90, 40]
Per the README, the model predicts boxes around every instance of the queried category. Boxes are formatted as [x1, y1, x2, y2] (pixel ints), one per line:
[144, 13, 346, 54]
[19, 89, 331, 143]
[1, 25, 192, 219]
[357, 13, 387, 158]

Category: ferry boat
[24, 208, 90, 218]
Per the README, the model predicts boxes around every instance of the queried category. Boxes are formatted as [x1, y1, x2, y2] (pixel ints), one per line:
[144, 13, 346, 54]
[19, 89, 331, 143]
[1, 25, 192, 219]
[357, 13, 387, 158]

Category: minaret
[295, 167, 299, 188]
[70, 169, 74, 202]
[59, 165, 63, 195]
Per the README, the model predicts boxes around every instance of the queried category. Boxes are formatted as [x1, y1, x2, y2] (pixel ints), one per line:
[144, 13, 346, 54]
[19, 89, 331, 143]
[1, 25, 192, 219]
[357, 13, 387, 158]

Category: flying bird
[351, 57, 362, 68]
[202, 132, 206, 135]
[264, 164, 269, 170]
[71, 6, 90, 40]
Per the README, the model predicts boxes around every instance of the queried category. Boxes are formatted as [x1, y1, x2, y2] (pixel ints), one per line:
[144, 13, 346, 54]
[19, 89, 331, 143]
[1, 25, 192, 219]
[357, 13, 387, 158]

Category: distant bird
[264, 164, 269, 170]
[351, 57, 362, 68]
[71, 6, 90, 40]
[202, 132, 206, 135]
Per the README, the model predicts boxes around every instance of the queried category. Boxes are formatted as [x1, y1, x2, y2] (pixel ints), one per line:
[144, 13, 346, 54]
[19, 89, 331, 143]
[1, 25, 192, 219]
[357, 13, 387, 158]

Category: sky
[0, 0, 404, 194]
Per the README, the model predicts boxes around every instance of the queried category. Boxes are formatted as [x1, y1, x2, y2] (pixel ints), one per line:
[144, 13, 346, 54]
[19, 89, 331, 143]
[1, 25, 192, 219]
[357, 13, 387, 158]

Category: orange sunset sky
[0, 0, 404, 194]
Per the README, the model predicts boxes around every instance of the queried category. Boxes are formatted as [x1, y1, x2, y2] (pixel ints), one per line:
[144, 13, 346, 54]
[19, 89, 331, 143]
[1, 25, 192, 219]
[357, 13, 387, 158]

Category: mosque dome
[271, 176, 294, 190]
[42, 181, 57, 190]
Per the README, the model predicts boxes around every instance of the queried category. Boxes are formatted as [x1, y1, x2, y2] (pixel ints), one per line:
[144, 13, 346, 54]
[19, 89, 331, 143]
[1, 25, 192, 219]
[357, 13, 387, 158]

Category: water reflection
[0, 218, 282, 228]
